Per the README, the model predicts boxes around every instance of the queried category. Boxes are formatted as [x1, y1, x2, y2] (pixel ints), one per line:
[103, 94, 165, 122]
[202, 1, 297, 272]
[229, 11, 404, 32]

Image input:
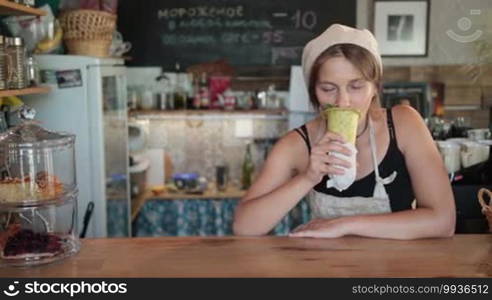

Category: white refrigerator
[23, 55, 130, 238]
[287, 66, 316, 130]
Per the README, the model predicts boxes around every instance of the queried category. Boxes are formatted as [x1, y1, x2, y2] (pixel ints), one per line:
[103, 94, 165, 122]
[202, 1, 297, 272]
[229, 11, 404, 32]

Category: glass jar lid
[0, 122, 74, 149]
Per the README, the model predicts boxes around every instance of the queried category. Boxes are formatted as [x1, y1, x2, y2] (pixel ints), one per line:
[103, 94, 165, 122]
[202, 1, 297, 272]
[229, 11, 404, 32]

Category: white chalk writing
[158, 6, 244, 19]
[160, 31, 281, 45]
[161, 34, 217, 45]
[168, 18, 272, 30]
[271, 47, 303, 64]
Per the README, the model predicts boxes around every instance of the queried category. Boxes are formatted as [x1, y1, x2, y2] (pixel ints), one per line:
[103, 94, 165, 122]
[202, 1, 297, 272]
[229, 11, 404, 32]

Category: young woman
[233, 24, 455, 239]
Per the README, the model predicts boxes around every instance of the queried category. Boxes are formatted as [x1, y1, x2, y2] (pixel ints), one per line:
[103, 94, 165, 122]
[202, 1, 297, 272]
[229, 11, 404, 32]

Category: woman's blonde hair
[308, 43, 382, 111]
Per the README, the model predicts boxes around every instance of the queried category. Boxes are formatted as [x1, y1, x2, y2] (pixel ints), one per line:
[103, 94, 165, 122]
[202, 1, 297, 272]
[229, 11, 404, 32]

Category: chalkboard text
[158, 6, 244, 19]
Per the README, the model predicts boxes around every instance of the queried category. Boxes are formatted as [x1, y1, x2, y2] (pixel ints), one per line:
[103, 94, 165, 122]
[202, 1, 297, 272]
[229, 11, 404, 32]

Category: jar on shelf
[6, 37, 27, 90]
[0, 36, 6, 90]
[26, 56, 40, 87]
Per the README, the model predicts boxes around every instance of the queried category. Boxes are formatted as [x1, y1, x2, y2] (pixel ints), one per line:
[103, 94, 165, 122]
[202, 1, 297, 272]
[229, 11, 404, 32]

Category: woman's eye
[350, 81, 366, 90]
[320, 86, 336, 92]
[350, 84, 364, 90]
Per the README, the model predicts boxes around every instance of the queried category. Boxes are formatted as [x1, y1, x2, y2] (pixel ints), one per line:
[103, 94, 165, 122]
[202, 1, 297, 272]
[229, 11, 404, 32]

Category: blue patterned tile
[133, 198, 311, 237]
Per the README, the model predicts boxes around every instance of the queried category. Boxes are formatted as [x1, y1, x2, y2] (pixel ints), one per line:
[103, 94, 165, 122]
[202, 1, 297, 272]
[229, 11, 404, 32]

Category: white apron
[308, 118, 398, 219]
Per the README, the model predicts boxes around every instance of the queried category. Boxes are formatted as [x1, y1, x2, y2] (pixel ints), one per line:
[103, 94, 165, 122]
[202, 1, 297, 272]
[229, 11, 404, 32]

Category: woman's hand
[303, 131, 352, 184]
[289, 217, 350, 238]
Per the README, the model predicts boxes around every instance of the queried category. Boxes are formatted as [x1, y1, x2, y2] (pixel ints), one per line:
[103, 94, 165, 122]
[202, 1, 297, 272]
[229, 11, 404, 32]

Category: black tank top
[294, 108, 414, 212]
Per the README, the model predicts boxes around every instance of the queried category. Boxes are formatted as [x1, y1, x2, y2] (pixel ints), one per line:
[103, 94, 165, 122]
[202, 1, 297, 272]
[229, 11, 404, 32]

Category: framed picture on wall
[373, 0, 429, 56]
[381, 82, 432, 118]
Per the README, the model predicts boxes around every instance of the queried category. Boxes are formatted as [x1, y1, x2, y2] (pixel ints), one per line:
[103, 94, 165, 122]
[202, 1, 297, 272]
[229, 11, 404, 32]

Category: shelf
[130, 108, 287, 115]
[0, 0, 46, 16]
[0, 86, 51, 97]
[129, 109, 289, 120]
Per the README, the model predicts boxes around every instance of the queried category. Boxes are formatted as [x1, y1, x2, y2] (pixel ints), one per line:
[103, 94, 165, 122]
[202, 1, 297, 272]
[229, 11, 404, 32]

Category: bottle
[266, 84, 278, 109]
[241, 143, 255, 190]
[185, 73, 195, 110]
[173, 62, 187, 110]
[199, 72, 210, 109]
[192, 75, 201, 109]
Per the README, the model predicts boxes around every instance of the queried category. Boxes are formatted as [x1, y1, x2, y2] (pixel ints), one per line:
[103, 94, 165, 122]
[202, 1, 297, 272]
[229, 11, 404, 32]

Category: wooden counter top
[2, 235, 491, 277]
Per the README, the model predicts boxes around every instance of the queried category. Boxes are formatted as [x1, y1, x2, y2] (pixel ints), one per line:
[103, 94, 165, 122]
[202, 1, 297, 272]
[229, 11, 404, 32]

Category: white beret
[301, 24, 383, 86]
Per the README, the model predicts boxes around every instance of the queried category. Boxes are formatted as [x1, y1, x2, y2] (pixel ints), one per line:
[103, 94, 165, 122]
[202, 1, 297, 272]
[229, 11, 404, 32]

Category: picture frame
[373, 0, 429, 57]
[381, 82, 432, 118]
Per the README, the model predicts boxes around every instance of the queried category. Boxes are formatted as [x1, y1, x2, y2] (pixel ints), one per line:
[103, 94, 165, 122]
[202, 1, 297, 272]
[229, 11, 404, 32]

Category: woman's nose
[335, 90, 350, 107]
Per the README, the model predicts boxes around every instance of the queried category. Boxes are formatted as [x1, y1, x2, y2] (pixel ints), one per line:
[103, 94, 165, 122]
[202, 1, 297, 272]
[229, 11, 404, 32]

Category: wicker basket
[478, 188, 492, 233]
[59, 9, 116, 57]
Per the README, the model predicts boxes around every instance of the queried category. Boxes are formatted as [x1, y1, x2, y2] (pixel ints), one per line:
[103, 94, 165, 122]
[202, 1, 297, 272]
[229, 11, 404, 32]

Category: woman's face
[315, 56, 376, 120]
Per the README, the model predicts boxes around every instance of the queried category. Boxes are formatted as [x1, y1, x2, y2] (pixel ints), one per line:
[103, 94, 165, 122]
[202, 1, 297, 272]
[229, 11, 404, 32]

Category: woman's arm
[233, 132, 313, 236]
[291, 106, 456, 240]
[233, 129, 351, 236]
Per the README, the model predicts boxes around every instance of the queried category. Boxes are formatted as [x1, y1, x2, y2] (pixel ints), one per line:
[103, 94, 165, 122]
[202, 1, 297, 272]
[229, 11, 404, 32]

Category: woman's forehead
[317, 56, 364, 82]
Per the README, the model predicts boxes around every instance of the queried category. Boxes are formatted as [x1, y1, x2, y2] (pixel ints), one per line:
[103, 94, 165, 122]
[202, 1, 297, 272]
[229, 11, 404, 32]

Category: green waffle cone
[323, 107, 361, 144]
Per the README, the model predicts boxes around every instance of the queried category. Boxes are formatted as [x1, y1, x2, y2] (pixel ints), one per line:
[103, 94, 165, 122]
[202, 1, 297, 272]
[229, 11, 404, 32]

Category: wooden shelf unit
[0, 1, 49, 97]
[0, 0, 46, 16]
[0, 86, 51, 97]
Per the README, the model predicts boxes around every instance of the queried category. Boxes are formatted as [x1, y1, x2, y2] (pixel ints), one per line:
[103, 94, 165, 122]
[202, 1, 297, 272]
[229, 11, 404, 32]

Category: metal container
[0, 36, 6, 90]
[6, 37, 27, 90]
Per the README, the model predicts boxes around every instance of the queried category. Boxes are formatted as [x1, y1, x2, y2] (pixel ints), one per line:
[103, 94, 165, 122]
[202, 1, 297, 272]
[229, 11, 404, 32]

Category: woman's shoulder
[390, 104, 427, 133]
[389, 104, 431, 150]
[370, 105, 420, 123]
[279, 118, 319, 145]
[276, 123, 311, 153]
[269, 121, 314, 170]
[391, 104, 423, 122]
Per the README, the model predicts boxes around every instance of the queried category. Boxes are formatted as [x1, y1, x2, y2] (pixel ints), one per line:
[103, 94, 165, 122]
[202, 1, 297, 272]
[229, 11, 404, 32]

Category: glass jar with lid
[0, 120, 80, 267]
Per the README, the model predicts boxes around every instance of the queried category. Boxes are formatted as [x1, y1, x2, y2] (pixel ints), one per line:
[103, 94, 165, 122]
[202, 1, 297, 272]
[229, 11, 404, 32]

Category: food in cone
[323, 106, 361, 144]
[321, 105, 361, 191]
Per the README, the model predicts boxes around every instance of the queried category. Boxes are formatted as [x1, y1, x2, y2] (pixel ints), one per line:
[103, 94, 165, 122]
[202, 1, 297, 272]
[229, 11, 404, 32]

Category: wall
[126, 68, 289, 187]
[383, 64, 491, 128]
[357, 0, 492, 66]
[359, 0, 491, 128]
[131, 116, 287, 187]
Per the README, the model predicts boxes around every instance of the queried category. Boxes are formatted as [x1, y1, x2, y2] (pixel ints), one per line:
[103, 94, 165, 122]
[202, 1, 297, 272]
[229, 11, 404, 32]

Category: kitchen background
[0, 0, 490, 238]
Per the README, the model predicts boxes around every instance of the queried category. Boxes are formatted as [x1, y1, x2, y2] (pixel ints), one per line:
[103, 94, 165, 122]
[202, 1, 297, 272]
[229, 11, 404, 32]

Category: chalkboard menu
[117, 0, 356, 71]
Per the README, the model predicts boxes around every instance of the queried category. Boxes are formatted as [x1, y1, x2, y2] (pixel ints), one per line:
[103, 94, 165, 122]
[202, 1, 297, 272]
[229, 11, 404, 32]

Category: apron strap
[368, 118, 398, 185]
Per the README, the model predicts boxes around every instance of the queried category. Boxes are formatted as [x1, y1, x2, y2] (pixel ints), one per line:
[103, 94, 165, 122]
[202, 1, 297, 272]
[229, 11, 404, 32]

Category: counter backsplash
[131, 117, 288, 189]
